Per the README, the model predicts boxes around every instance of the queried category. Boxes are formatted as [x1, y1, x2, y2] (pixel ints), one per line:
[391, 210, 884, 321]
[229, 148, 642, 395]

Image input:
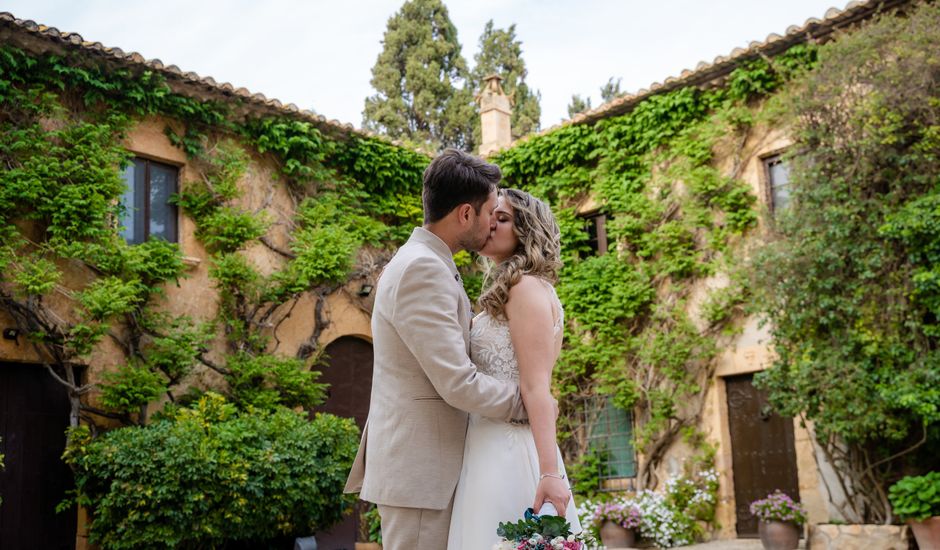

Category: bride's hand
[533, 476, 570, 516]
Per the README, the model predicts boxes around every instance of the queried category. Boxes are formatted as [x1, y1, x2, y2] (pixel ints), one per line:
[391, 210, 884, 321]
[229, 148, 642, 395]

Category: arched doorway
[313, 336, 374, 550]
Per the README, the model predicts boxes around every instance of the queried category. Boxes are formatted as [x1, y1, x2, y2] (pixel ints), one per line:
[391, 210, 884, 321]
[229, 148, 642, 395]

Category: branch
[197, 353, 231, 375]
[296, 286, 335, 360]
[271, 296, 301, 350]
[78, 404, 131, 423]
[862, 422, 928, 475]
[260, 235, 296, 259]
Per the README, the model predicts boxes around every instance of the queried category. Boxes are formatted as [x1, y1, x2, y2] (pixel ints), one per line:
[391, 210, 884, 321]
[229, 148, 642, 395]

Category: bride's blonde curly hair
[478, 188, 562, 321]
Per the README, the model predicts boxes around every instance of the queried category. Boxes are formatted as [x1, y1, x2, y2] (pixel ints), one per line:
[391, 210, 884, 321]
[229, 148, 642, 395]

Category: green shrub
[65, 393, 359, 549]
[889, 472, 940, 522]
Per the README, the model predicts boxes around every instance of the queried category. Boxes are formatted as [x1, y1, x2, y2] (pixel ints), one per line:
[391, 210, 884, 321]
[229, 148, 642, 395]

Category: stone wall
[0, 113, 374, 403]
[807, 524, 911, 550]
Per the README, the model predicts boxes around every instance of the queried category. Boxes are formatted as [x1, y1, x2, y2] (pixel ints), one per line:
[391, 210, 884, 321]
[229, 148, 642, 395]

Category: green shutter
[587, 397, 636, 479]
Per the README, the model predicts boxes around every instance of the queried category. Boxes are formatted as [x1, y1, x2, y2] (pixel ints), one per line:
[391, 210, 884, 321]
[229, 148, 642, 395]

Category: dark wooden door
[313, 336, 374, 550]
[0, 363, 77, 550]
[726, 373, 800, 537]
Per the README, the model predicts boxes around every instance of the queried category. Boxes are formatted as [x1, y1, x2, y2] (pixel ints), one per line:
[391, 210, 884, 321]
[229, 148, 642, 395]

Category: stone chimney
[477, 74, 513, 156]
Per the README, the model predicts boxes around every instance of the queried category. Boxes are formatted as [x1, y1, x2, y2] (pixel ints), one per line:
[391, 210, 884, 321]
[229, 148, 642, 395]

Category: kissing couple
[345, 148, 582, 549]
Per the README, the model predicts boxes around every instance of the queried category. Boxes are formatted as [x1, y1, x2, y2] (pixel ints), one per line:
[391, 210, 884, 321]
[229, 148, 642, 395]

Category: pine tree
[471, 20, 541, 139]
[567, 94, 592, 118]
[600, 77, 623, 102]
[363, 0, 476, 150]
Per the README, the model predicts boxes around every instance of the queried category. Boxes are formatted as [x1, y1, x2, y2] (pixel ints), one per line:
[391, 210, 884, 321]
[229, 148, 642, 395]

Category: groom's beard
[458, 224, 490, 253]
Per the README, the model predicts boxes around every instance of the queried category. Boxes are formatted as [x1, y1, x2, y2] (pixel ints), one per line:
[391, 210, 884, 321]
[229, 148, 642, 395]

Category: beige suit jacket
[344, 227, 526, 510]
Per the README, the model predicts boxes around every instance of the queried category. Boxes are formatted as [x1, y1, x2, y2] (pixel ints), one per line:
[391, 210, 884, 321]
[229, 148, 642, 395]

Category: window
[119, 157, 179, 244]
[582, 213, 608, 256]
[586, 397, 636, 482]
[764, 155, 791, 214]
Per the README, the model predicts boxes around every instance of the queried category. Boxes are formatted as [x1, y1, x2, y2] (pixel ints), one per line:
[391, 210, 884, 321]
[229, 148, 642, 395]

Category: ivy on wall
[750, 2, 940, 523]
[493, 44, 818, 489]
[0, 43, 428, 545]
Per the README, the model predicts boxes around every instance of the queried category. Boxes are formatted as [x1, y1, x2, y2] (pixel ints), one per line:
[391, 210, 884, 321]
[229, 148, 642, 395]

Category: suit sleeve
[392, 255, 527, 421]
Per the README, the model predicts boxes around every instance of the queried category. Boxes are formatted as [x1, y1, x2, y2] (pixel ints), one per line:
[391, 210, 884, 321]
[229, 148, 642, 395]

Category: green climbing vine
[494, 43, 818, 489]
[0, 41, 428, 547]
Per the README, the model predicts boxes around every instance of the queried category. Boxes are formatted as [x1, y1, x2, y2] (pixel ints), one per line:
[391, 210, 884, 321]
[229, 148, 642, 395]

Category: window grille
[585, 396, 636, 481]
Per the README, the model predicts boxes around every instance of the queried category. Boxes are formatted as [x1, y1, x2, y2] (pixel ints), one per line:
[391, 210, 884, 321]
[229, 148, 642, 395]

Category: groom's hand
[533, 476, 570, 516]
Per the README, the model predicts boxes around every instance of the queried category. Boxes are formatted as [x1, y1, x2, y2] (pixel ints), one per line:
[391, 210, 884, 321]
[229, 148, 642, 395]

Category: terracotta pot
[910, 516, 940, 550]
[599, 520, 636, 548]
[758, 520, 800, 550]
[355, 543, 382, 550]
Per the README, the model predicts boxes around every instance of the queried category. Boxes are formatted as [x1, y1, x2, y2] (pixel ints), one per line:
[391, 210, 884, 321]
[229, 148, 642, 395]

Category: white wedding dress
[447, 287, 581, 549]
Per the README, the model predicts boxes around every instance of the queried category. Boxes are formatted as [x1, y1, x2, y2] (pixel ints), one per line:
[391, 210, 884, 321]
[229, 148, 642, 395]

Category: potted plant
[590, 500, 642, 549]
[749, 491, 806, 550]
[889, 472, 940, 549]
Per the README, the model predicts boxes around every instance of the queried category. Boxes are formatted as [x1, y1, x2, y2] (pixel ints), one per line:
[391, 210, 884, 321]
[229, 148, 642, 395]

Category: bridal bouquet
[493, 508, 589, 550]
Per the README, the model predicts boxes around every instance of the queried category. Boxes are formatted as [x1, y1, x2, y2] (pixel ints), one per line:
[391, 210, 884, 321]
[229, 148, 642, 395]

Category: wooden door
[0, 363, 77, 549]
[313, 336, 374, 550]
[725, 373, 800, 537]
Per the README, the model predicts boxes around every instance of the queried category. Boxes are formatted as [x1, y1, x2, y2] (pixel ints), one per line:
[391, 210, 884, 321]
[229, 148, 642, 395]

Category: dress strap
[535, 278, 564, 332]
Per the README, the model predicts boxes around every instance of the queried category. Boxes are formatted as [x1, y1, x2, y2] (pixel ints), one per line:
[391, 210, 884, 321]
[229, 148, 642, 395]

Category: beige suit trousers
[377, 492, 455, 550]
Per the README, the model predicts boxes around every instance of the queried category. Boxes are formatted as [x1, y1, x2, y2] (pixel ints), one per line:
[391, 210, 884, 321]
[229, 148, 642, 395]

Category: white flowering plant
[665, 468, 719, 523]
[573, 468, 720, 548]
[493, 508, 590, 550]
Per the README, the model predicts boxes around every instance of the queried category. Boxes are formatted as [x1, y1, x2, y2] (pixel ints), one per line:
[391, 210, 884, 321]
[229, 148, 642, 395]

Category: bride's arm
[506, 275, 570, 514]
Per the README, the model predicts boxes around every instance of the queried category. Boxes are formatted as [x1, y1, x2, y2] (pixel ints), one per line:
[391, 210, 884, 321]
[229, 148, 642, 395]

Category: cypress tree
[363, 0, 475, 151]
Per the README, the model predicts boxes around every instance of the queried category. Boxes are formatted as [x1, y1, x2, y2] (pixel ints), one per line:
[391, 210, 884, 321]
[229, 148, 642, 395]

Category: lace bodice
[470, 286, 563, 382]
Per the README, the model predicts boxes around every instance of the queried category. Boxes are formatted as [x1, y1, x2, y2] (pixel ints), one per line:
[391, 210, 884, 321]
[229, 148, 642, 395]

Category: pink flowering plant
[493, 508, 589, 550]
[590, 500, 642, 530]
[749, 491, 807, 525]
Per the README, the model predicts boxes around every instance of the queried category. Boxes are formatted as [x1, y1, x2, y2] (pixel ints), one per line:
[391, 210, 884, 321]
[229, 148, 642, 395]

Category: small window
[586, 397, 636, 482]
[764, 155, 791, 214]
[120, 157, 179, 244]
[582, 213, 608, 256]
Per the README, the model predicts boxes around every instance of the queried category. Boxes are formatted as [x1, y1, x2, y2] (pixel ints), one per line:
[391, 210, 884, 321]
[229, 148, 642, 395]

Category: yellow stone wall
[643, 122, 836, 538]
[0, 114, 374, 410]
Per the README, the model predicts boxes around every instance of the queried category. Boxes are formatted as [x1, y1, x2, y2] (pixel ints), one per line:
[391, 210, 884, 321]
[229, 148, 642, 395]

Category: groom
[344, 149, 528, 549]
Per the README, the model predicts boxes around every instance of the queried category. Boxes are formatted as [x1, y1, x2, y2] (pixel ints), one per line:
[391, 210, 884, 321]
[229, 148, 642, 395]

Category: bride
[447, 188, 581, 549]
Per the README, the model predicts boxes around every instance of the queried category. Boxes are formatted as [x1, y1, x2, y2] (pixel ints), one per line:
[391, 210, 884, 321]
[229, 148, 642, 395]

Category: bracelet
[540, 472, 566, 481]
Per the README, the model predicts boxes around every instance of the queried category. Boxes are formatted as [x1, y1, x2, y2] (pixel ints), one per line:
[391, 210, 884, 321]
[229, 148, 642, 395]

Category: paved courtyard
[602, 540, 807, 550]
[677, 540, 805, 550]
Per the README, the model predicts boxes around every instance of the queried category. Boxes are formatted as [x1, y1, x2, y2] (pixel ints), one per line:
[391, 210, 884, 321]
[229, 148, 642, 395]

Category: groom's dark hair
[422, 148, 501, 224]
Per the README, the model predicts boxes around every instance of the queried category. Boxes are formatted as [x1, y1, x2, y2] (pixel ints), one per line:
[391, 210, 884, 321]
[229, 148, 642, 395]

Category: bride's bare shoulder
[506, 275, 554, 314]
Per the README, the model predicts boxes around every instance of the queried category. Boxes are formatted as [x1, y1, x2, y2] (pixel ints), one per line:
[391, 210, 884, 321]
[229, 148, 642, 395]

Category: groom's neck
[423, 222, 462, 255]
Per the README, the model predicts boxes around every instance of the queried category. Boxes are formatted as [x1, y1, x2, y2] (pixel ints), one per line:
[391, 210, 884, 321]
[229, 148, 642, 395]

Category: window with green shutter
[586, 397, 636, 480]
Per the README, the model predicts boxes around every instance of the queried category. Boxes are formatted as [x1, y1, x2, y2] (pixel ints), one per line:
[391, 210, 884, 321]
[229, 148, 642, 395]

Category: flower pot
[758, 520, 800, 550]
[355, 543, 381, 550]
[599, 520, 636, 548]
[910, 516, 940, 550]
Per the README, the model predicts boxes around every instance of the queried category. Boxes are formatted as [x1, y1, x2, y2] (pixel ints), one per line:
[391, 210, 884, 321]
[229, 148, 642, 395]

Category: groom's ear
[455, 203, 474, 224]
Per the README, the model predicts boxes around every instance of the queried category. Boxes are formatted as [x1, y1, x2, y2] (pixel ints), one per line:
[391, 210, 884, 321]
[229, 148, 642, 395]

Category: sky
[2, 0, 845, 130]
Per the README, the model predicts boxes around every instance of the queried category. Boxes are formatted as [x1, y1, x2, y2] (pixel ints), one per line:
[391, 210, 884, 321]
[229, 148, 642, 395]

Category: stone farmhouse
[0, 0, 917, 548]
